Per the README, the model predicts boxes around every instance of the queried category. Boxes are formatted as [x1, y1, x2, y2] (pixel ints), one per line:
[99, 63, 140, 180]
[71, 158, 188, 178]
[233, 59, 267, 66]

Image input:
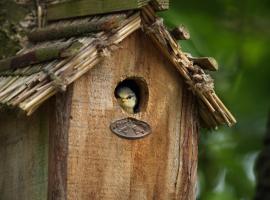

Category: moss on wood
[28, 14, 125, 42]
[0, 0, 34, 59]
[0, 41, 83, 72]
[47, 0, 149, 21]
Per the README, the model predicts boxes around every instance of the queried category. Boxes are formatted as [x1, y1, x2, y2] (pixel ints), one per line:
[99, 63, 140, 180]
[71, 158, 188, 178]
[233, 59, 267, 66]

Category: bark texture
[48, 88, 73, 200]
[254, 113, 270, 200]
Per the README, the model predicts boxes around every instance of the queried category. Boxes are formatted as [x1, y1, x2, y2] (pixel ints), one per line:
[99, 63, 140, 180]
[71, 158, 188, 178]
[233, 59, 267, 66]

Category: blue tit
[116, 86, 137, 114]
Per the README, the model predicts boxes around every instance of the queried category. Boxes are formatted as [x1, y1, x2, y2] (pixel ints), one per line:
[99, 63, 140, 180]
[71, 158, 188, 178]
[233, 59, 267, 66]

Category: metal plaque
[110, 118, 151, 139]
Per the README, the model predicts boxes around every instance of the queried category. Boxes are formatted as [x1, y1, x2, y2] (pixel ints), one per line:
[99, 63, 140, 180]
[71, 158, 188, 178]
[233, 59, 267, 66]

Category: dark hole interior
[114, 78, 148, 113]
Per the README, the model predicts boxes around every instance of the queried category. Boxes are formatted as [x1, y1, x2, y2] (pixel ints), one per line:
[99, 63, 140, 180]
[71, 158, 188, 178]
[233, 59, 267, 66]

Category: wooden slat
[188, 56, 219, 71]
[28, 14, 125, 42]
[48, 88, 73, 199]
[47, 0, 149, 21]
[0, 42, 83, 72]
[0, 106, 49, 200]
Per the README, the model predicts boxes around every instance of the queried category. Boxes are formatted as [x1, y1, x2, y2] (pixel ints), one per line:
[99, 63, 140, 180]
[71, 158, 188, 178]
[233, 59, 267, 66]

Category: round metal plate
[110, 118, 151, 139]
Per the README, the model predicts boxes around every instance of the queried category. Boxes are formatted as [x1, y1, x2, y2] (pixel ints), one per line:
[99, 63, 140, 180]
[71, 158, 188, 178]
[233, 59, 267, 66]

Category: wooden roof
[0, 3, 236, 129]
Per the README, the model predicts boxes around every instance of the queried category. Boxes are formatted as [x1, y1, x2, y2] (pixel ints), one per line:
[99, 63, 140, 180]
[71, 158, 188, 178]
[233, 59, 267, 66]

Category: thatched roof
[0, 4, 236, 129]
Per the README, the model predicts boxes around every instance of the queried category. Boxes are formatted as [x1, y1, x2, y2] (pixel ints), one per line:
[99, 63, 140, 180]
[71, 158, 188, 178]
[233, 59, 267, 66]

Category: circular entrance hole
[114, 77, 149, 114]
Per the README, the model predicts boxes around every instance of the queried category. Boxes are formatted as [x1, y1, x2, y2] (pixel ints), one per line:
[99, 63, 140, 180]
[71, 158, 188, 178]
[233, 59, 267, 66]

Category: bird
[116, 86, 137, 114]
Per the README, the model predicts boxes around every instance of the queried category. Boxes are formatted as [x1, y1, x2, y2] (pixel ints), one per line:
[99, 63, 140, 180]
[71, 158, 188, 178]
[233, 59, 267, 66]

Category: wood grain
[48, 88, 73, 200]
[65, 30, 198, 199]
[47, 0, 149, 21]
[0, 106, 49, 200]
[176, 86, 198, 200]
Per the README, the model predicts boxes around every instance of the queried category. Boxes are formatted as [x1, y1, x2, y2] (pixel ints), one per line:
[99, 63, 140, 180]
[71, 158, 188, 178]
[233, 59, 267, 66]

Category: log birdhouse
[0, 0, 236, 199]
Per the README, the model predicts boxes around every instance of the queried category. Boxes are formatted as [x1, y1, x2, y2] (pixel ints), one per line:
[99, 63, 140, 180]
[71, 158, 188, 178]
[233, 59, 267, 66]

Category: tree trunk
[254, 112, 270, 200]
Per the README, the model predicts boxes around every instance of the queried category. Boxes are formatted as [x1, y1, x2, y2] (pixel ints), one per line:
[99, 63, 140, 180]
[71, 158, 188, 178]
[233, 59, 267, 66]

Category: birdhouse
[0, 0, 236, 199]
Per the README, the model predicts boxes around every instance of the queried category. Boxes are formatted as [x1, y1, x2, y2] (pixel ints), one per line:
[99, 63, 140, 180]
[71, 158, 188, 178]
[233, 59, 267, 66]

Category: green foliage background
[161, 0, 270, 199]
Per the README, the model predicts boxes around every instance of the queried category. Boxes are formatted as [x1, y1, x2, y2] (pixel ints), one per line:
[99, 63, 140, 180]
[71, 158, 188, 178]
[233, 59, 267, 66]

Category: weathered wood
[0, 0, 35, 59]
[28, 15, 125, 43]
[47, 0, 149, 21]
[0, 42, 83, 72]
[48, 87, 73, 200]
[0, 105, 49, 200]
[151, 0, 169, 11]
[176, 86, 198, 199]
[60, 30, 198, 199]
[0, 12, 141, 115]
[188, 56, 219, 71]
[170, 25, 190, 40]
[142, 5, 236, 127]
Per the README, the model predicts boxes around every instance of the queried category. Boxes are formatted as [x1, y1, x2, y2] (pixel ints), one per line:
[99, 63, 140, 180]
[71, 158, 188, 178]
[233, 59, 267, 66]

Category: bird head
[116, 86, 137, 114]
